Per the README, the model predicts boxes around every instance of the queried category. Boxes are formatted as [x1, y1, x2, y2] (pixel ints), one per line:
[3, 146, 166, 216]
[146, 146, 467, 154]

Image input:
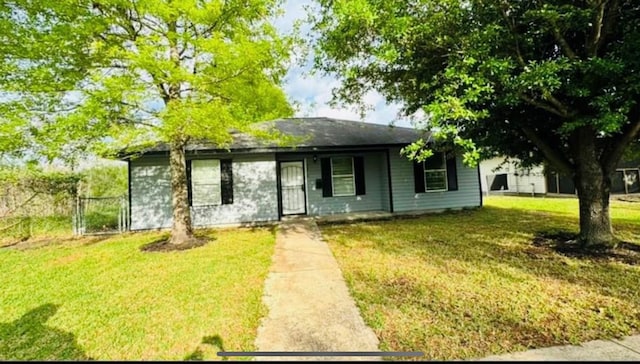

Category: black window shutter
[321, 158, 333, 197]
[446, 154, 458, 191]
[186, 160, 193, 206]
[354, 156, 366, 195]
[413, 161, 426, 193]
[221, 159, 233, 205]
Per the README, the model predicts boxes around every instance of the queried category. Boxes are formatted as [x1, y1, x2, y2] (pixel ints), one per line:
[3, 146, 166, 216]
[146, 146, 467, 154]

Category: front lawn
[0, 228, 275, 360]
[320, 196, 640, 360]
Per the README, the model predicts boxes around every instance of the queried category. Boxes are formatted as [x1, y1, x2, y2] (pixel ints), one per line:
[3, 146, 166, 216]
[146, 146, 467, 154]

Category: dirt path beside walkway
[254, 219, 380, 361]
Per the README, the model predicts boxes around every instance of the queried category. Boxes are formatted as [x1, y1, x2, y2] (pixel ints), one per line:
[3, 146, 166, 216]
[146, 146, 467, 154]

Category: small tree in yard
[313, 0, 640, 249]
[1, 0, 293, 245]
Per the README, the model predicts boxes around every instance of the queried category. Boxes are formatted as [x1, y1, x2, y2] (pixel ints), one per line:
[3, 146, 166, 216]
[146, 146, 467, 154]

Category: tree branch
[115, 116, 159, 129]
[587, 0, 606, 57]
[196, 0, 245, 38]
[499, 2, 526, 67]
[157, 82, 170, 104]
[592, 0, 619, 56]
[0, 192, 40, 219]
[518, 93, 569, 118]
[113, 4, 140, 40]
[521, 126, 574, 174]
[603, 118, 640, 173]
[118, 101, 160, 116]
[210, 66, 252, 85]
[545, 93, 574, 118]
[551, 22, 578, 60]
[140, 15, 168, 36]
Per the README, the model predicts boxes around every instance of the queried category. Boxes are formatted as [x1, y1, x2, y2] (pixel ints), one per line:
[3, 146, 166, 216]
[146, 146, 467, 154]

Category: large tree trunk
[573, 130, 616, 249]
[168, 140, 194, 245]
[574, 172, 615, 249]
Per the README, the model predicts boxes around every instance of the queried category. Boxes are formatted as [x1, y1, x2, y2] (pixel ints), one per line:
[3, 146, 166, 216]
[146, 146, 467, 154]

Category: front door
[280, 161, 306, 215]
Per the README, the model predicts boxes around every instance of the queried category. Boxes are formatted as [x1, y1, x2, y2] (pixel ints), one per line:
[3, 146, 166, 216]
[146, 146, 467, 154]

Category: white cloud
[277, 0, 415, 129]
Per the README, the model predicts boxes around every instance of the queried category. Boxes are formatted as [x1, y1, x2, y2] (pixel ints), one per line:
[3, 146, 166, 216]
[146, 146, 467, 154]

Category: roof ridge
[276, 116, 417, 131]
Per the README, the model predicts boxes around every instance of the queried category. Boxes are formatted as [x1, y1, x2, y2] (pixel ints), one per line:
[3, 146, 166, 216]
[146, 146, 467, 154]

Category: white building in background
[480, 156, 640, 196]
[479, 157, 547, 196]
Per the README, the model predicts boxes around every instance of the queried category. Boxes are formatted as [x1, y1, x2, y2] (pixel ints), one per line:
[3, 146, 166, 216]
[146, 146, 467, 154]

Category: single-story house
[121, 117, 482, 230]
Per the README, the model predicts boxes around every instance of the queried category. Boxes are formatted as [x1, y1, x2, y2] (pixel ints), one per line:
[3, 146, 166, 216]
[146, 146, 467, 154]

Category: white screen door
[280, 161, 306, 215]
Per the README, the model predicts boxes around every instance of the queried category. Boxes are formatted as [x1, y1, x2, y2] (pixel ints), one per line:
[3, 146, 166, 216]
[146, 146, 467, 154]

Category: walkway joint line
[609, 340, 640, 356]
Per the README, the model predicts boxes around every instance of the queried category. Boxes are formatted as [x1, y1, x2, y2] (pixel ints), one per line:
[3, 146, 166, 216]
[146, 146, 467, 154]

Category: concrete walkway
[479, 335, 640, 361]
[253, 218, 640, 362]
[254, 220, 380, 361]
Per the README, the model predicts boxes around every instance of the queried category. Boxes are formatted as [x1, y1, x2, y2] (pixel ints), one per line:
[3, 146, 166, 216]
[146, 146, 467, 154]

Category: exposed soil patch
[0, 236, 30, 249]
[1, 235, 112, 251]
[140, 237, 210, 252]
[612, 194, 640, 203]
[3, 237, 63, 250]
[532, 231, 640, 265]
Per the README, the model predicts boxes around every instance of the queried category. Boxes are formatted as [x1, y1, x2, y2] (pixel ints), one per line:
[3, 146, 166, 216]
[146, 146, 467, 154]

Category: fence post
[80, 197, 85, 235]
[123, 196, 127, 232]
[118, 196, 123, 233]
[73, 195, 79, 235]
[125, 195, 129, 231]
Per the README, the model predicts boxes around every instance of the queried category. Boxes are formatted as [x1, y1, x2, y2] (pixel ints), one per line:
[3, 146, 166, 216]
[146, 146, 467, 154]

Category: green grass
[84, 209, 120, 233]
[0, 227, 276, 360]
[319, 196, 640, 360]
[1, 215, 72, 245]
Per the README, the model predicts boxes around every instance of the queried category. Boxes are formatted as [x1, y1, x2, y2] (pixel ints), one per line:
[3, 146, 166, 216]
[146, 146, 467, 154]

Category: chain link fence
[74, 196, 129, 235]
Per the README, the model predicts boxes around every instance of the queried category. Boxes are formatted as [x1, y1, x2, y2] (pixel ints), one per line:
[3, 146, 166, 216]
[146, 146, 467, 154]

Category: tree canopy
[2, 0, 293, 161]
[1, 0, 295, 244]
[313, 0, 640, 248]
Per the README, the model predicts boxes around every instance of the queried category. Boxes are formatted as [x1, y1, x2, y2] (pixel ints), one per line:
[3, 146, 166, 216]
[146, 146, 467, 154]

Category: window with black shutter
[186, 159, 234, 206]
[413, 152, 458, 192]
[320, 156, 366, 197]
[220, 159, 233, 205]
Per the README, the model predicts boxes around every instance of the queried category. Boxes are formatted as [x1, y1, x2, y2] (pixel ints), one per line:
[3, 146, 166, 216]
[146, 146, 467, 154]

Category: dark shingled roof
[259, 117, 427, 148]
[124, 117, 430, 157]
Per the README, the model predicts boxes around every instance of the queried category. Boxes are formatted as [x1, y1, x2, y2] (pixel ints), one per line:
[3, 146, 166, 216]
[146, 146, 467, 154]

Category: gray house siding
[130, 157, 173, 230]
[129, 147, 481, 230]
[388, 147, 481, 212]
[280, 151, 389, 216]
[129, 153, 279, 230]
[190, 153, 279, 227]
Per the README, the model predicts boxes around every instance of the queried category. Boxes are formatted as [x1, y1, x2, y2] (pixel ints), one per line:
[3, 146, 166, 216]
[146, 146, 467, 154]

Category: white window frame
[331, 157, 356, 197]
[424, 153, 448, 192]
[191, 159, 222, 207]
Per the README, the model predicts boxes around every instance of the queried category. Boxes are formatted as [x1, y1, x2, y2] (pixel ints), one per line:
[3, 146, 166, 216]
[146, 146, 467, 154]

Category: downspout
[385, 149, 394, 213]
[477, 165, 483, 207]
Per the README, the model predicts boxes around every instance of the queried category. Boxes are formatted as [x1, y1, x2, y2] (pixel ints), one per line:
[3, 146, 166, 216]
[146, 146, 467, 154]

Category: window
[190, 159, 221, 206]
[321, 156, 366, 197]
[331, 157, 355, 196]
[424, 153, 447, 191]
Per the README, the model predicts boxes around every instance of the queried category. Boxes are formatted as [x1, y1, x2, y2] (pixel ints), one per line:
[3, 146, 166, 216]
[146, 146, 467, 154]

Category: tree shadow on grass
[184, 334, 227, 361]
[331, 206, 640, 311]
[0, 304, 91, 361]
[324, 206, 640, 358]
[532, 230, 640, 265]
[140, 236, 210, 252]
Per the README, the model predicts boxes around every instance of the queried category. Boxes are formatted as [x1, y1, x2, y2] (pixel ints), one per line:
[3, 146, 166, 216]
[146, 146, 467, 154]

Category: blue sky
[275, 0, 413, 128]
